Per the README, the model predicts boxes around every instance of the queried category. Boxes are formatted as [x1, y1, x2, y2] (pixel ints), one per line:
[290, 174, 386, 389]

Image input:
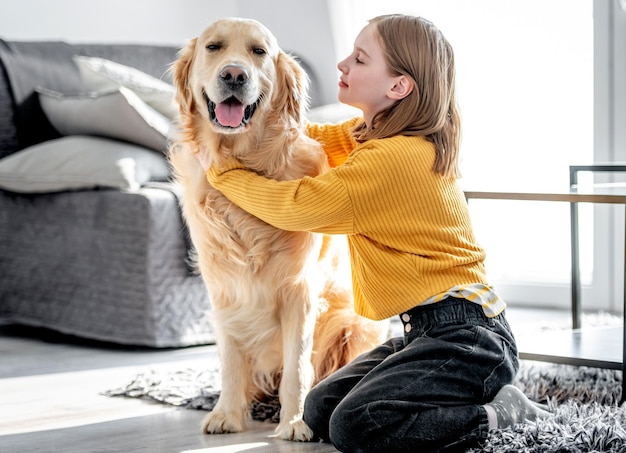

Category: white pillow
[38, 86, 171, 153]
[0, 136, 169, 193]
[306, 103, 361, 124]
[74, 55, 178, 120]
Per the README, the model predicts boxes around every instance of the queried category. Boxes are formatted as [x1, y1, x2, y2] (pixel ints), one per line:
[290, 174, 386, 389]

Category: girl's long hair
[352, 14, 461, 178]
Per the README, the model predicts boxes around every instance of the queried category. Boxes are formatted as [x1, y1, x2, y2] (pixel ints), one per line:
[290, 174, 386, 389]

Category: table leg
[570, 201, 582, 329]
[622, 206, 626, 404]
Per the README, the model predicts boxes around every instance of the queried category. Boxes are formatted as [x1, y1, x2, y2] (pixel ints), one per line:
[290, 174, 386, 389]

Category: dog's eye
[206, 44, 221, 51]
[252, 48, 266, 56]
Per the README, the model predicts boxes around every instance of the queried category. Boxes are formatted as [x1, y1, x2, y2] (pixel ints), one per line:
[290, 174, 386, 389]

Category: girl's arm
[306, 117, 360, 168]
[206, 159, 354, 234]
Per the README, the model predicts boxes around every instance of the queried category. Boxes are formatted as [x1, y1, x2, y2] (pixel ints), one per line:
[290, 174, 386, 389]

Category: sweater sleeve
[206, 161, 354, 234]
[306, 118, 360, 168]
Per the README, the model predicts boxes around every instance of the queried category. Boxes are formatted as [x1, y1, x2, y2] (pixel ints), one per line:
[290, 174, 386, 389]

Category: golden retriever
[169, 17, 387, 441]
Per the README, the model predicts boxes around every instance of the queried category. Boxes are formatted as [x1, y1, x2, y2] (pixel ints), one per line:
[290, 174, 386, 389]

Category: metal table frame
[569, 164, 626, 328]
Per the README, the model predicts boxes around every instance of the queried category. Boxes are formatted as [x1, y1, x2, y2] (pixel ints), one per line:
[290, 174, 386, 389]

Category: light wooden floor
[0, 307, 572, 453]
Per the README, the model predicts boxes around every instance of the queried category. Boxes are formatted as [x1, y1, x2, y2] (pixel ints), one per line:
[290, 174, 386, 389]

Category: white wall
[237, 0, 338, 105]
[0, 0, 339, 104]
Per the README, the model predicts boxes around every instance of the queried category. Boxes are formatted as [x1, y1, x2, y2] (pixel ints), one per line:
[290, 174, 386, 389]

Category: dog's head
[173, 17, 309, 138]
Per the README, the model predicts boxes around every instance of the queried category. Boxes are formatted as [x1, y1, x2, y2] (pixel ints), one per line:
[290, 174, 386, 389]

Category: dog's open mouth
[205, 93, 259, 129]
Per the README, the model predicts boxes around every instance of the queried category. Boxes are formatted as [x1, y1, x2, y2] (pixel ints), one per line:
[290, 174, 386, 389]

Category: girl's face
[337, 23, 404, 126]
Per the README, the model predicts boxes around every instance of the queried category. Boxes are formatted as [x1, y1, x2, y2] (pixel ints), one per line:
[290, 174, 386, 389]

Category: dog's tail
[311, 278, 389, 383]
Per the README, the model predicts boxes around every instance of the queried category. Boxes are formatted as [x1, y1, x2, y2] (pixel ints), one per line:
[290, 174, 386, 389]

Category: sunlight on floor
[180, 443, 269, 453]
[0, 363, 190, 436]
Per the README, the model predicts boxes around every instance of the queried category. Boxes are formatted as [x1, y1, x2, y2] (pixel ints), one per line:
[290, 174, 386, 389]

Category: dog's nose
[220, 65, 249, 87]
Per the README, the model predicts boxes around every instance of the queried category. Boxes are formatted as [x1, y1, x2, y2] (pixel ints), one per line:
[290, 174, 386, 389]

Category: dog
[169, 17, 387, 441]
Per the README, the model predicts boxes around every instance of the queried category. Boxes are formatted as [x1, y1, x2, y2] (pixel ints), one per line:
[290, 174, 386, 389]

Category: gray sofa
[0, 39, 215, 347]
[0, 37, 347, 348]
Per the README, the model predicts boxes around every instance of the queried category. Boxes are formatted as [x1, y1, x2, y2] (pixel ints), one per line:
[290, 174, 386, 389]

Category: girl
[202, 14, 550, 453]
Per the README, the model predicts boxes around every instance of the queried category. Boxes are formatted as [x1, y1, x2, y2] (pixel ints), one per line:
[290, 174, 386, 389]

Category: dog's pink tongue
[215, 102, 246, 127]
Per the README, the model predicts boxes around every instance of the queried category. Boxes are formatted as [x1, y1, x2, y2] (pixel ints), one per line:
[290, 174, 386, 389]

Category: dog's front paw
[276, 418, 314, 441]
[202, 410, 246, 434]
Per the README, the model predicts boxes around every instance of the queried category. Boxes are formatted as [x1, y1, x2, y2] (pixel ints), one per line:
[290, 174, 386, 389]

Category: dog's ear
[274, 51, 310, 123]
[172, 38, 198, 116]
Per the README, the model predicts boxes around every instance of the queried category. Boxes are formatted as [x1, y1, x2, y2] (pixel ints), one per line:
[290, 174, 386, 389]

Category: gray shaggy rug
[105, 359, 624, 452]
[470, 361, 625, 452]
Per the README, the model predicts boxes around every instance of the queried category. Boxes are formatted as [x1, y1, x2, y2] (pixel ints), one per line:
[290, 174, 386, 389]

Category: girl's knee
[328, 402, 371, 452]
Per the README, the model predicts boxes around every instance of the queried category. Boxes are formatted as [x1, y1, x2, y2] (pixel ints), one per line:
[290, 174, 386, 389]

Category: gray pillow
[74, 55, 178, 120]
[37, 86, 172, 153]
[0, 135, 169, 193]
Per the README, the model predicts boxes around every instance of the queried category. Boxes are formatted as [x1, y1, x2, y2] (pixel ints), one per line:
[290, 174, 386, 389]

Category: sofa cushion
[0, 40, 81, 153]
[0, 54, 18, 158]
[74, 55, 177, 120]
[38, 87, 171, 152]
[0, 40, 181, 159]
[306, 103, 361, 124]
[0, 135, 169, 193]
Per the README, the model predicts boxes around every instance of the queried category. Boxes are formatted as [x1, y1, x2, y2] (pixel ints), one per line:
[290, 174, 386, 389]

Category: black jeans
[303, 297, 519, 453]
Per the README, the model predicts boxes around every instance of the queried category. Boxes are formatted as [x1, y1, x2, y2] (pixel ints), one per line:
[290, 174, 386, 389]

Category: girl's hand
[194, 147, 211, 172]
[194, 147, 244, 174]
[198, 152, 248, 185]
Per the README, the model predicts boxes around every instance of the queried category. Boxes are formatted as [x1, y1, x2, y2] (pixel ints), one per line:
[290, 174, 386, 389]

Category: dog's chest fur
[200, 183, 314, 273]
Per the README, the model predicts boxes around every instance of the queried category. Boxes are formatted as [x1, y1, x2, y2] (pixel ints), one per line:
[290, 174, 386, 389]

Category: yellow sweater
[207, 119, 493, 320]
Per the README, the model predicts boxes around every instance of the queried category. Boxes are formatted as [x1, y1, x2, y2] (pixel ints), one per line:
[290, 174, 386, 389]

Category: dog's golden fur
[169, 17, 387, 441]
